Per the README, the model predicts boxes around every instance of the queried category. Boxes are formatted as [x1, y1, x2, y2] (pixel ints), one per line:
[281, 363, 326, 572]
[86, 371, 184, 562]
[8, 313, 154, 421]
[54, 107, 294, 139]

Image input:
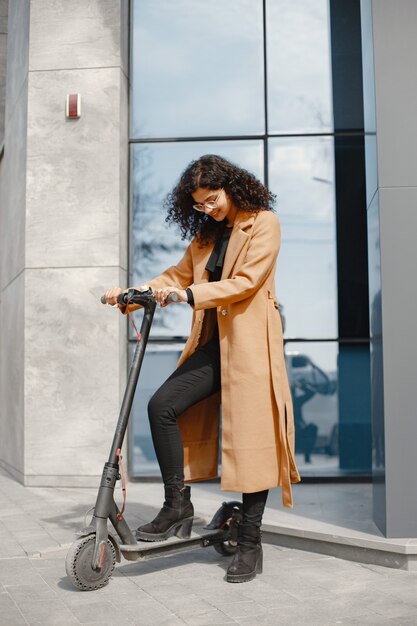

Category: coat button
[221, 309, 228, 316]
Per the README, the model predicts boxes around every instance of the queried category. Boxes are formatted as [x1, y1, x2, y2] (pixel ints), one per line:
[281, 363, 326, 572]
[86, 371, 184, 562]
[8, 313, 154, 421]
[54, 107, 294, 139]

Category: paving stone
[237, 612, 302, 626]
[0, 560, 46, 586]
[28, 556, 67, 572]
[181, 608, 237, 625]
[16, 598, 79, 625]
[110, 599, 185, 625]
[195, 587, 248, 605]
[333, 612, 396, 625]
[0, 592, 29, 625]
[215, 600, 269, 619]
[364, 574, 417, 606]
[250, 590, 300, 610]
[332, 587, 417, 620]
[68, 598, 136, 624]
[158, 593, 223, 618]
[0, 540, 27, 558]
[4, 581, 57, 603]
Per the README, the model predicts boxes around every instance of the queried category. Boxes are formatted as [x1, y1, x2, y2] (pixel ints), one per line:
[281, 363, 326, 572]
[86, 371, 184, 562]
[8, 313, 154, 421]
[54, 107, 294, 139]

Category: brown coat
[135, 210, 301, 507]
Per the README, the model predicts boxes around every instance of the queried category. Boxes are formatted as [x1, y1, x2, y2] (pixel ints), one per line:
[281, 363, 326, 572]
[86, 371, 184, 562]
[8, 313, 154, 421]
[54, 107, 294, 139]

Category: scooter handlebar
[100, 288, 179, 306]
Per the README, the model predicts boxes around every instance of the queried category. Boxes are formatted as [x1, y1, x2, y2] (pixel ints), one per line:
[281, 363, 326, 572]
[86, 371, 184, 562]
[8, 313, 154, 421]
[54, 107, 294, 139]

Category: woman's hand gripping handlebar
[101, 286, 183, 309]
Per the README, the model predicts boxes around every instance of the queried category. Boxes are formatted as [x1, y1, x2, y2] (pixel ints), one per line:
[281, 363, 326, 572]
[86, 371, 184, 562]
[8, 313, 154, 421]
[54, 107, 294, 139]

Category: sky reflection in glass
[266, 0, 333, 133]
[131, 0, 264, 138]
[269, 136, 338, 338]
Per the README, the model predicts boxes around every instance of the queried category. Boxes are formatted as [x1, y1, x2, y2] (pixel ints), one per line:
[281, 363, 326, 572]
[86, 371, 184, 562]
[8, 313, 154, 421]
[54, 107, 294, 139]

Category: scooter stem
[108, 298, 156, 464]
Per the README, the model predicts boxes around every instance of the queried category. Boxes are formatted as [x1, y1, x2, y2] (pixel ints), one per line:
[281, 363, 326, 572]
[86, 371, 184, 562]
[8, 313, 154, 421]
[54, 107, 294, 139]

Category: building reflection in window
[285, 341, 339, 474]
[285, 340, 371, 476]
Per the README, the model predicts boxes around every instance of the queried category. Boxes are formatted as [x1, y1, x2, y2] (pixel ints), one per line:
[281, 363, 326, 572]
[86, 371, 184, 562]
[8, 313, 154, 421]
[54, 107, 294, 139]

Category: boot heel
[175, 517, 193, 539]
[256, 548, 263, 574]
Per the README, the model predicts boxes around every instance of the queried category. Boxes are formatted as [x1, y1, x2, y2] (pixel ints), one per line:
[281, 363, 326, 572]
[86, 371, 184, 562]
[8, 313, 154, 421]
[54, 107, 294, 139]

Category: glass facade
[129, 0, 370, 479]
[131, 0, 265, 138]
[266, 0, 333, 134]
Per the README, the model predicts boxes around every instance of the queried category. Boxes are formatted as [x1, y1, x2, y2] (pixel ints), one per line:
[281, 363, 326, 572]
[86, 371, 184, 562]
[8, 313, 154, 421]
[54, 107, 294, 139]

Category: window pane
[131, 140, 264, 338]
[286, 341, 371, 477]
[266, 0, 333, 133]
[286, 341, 338, 475]
[269, 136, 337, 338]
[131, 0, 265, 138]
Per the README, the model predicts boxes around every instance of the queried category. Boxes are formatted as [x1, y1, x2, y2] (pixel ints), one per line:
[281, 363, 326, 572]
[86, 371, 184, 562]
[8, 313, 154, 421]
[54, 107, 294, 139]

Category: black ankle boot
[136, 485, 194, 542]
[226, 523, 263, 583]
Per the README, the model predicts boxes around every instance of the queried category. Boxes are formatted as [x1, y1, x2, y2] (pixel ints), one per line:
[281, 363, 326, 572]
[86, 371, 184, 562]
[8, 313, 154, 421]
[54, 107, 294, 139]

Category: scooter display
[66, 287, 242, 591]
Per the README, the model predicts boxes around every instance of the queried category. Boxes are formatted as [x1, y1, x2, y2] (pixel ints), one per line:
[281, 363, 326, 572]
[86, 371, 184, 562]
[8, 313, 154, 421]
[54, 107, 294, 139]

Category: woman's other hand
[154, 287, 188, 307]
[103, 287, 124, 307]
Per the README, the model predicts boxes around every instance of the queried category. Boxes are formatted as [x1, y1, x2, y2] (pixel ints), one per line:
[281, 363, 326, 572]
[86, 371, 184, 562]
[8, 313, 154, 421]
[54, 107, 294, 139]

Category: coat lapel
[222, 211, 255, 279]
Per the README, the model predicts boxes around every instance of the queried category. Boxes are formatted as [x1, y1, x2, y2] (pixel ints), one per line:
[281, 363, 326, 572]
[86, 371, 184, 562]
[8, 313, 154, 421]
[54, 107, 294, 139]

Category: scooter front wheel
[65, 535, 116, 591]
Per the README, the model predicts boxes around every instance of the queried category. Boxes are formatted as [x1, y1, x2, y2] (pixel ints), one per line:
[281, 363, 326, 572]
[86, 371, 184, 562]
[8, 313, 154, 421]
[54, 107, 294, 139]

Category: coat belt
[278, 405, 294, 508]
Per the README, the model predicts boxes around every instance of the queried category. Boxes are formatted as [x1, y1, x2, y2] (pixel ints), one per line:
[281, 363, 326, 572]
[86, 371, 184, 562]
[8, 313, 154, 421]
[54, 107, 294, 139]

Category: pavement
[1, 467, 417, 626]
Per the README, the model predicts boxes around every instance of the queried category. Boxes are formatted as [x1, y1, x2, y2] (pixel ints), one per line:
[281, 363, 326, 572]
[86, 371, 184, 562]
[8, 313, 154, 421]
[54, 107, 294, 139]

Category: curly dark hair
[164, 154, 276, 245]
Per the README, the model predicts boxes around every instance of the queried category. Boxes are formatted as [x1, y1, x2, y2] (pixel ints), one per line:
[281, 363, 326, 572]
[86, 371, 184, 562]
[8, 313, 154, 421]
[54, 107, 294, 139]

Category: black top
[205, 224, 233, 282]
[186, 224, 233, 306]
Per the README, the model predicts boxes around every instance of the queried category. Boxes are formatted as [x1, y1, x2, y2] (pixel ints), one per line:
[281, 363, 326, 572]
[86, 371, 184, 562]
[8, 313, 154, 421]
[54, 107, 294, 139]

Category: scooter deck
[119, 523, 228, 561]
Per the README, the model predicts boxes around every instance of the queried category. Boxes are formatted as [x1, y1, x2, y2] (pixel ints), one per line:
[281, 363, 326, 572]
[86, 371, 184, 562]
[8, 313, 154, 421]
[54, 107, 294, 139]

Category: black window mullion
[329, 0, 369, 340]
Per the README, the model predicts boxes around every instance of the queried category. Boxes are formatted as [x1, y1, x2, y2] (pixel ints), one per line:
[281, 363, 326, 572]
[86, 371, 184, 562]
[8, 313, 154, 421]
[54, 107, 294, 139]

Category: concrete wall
[362, 0, 417, 536]
[0, 0, 7, 143]
[0, 0, 129, 486]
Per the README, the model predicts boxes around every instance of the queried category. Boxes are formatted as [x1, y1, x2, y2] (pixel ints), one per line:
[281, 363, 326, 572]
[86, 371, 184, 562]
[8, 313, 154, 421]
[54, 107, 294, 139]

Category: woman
[104, 154, 300, 583]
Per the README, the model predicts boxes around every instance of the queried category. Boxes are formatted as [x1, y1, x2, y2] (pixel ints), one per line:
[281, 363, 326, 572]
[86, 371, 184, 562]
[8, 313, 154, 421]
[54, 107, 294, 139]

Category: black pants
[148, 335, 268, 525]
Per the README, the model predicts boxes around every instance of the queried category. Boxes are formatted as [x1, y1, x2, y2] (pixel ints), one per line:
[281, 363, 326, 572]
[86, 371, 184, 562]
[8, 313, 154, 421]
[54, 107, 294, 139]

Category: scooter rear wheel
[65, 535, 116, 591]
[213, 536, 238, 556]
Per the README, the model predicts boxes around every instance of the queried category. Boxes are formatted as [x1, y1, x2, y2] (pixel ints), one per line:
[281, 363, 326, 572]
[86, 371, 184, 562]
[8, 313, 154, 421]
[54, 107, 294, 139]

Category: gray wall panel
[379, 188, 417, 536]
[362, 0, 417, 536]
[372, 0, 417, 188]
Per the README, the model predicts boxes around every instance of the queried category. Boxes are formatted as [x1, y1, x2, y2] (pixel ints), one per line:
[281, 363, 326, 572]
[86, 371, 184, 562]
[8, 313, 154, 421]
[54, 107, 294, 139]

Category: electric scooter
[66, 288, 242, 591]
